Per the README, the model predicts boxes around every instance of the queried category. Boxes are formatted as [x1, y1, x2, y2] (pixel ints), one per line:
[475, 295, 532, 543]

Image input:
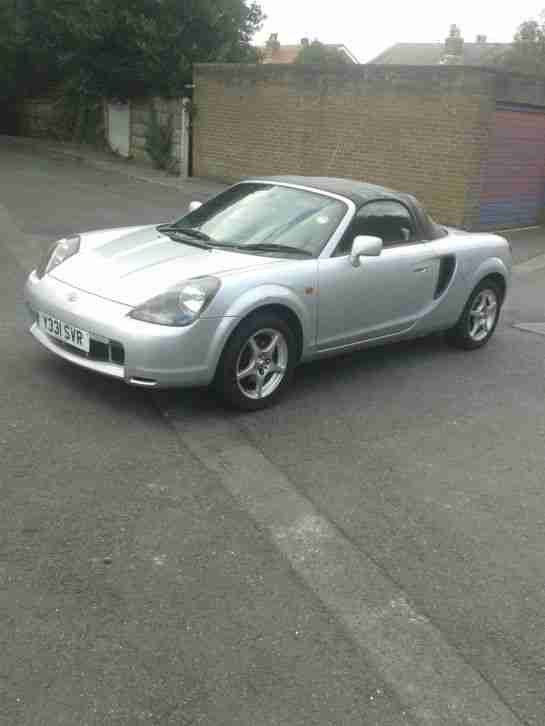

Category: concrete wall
[193, 64, 499, 228]
[20, 94, 65, 139]
[494, 70, 545, 107]
[19, 93, 191, 176]
[20, 92, 106, 144]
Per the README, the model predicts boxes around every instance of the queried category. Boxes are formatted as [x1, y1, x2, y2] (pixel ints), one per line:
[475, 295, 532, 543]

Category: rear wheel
[215, 313, 296, 410]
[446, 279, 502, 350]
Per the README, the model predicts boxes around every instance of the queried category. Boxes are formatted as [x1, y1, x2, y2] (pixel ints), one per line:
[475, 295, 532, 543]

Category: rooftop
[370, 42, 509, 67]
[369, 27, 509, 68]
[258, 35, 358, 64]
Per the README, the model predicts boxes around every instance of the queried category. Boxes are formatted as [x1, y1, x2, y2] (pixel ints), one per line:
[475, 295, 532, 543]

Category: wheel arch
[211, 302, 305, 408]
[215, 303, 305, 372]
[478, 272, 507, 303]
[468, 257, 510, 303]
[242, 303, 304, 362]
[206, 291, 310, 386]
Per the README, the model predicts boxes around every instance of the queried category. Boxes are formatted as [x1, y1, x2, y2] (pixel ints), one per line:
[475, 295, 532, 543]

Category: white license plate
[38, 312, 90, 353]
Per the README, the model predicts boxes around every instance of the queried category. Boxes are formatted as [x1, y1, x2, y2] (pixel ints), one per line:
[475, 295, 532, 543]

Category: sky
[254, 0, 545, 62]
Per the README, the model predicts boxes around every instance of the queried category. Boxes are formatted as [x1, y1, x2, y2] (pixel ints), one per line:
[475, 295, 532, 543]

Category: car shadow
[296, 333, 449, 385]
[157, 332, 453, 420]
[35, 331, 470, 422]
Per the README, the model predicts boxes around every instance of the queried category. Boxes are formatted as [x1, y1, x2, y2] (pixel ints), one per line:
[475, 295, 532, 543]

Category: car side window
[335, 200, 417, 256]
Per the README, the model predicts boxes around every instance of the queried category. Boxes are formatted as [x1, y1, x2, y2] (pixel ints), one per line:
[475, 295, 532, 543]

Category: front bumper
[24, 271, 235, 388]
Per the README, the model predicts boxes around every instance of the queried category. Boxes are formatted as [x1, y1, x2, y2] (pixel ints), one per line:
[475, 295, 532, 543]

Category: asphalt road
[2, 139, 545, 726]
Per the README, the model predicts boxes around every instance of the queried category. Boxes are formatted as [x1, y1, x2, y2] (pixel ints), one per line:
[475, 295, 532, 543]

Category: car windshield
[170, 183, 348, 257]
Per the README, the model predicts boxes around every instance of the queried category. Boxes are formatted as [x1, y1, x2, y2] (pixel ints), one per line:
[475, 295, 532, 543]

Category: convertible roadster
[24, 176, 512, 409]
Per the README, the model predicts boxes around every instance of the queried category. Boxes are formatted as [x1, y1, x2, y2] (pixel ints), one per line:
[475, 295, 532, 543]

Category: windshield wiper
[157, 225, 212, 242]
[240, 243, 313, 257]
[158, 225, 211, 250]
[160, 230, 211, 250]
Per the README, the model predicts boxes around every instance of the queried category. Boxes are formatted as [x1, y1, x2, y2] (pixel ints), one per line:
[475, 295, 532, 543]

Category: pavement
[0, 134, 227, 197]
[2, 135, 545, 726]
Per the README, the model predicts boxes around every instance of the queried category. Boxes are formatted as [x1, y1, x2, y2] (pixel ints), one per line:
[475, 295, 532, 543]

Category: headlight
[129, 276, 221, 326]
[36, 235, 81, 279]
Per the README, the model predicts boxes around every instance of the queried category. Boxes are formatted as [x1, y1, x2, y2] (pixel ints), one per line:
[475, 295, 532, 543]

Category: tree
[0, 0, 265, 101]
[0, 2, 18, 100]
[295, 39, 350, 65]
[501, 14, 545, 75]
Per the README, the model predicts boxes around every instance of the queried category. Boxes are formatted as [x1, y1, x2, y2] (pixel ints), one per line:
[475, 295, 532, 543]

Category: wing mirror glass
[350, 235, 383, 267]
[188, 200, 203, 213]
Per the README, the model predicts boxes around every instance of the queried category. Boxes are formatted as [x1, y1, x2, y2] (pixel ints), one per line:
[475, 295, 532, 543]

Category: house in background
[258, 34, 358, 64]
[370, 25, 509, 67]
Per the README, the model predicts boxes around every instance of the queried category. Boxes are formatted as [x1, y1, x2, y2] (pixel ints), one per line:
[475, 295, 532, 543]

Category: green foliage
[0, 0, 265, 103]
[145, 105, 175, 171]
[501, 14, 545, 75]
[295, 40, 350, 65]
[57, 89, 105, 145]
[0, 1, 26, 101]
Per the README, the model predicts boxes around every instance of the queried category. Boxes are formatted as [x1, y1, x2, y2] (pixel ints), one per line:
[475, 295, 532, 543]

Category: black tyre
[446, 278, 503, 350]
[214, 312, 297, 410]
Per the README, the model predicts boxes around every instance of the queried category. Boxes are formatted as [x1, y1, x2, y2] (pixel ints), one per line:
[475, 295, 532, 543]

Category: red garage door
[480, 106, 545, 228]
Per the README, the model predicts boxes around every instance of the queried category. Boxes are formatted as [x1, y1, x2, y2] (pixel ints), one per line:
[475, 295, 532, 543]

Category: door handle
[413, 266, 429, 273]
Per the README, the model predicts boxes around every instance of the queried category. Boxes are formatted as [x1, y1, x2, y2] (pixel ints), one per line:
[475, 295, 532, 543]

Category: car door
[316, 199, 441, 351]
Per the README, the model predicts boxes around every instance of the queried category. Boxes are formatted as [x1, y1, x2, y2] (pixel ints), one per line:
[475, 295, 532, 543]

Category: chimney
[476, 34, 487, 43]
[266, 33, 280, 51]
[444, 24, 464, 57]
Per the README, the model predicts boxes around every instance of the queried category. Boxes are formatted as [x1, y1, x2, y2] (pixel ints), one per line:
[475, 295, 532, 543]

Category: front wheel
[214, 313, 297, 410]
[446, 279, 502, 350]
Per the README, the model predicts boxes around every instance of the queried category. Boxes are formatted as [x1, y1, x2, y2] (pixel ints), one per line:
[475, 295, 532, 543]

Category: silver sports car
[24, 177, 512, 409]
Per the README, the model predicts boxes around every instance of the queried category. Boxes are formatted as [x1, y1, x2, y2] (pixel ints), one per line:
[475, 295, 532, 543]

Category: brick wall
[193, 64, 498, 228]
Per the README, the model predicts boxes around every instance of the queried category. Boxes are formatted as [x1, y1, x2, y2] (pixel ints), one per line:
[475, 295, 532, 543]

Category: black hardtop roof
[248, 175, 448, 241]
[256, 175, 418, 208]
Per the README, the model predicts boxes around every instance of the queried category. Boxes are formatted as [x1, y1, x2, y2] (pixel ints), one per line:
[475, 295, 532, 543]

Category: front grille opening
[109, 342, 125, 365]
[46, 334, 125, 366]
[90, 340, 109, 362]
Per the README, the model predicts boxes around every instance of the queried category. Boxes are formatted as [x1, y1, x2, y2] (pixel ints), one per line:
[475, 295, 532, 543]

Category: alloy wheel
[468, 289, 498, 342]
[236, 328, 289, 400]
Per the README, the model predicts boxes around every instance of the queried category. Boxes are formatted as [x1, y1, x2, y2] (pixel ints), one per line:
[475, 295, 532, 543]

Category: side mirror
[188, 200, 202, 213]
[350, 235, 383, 267]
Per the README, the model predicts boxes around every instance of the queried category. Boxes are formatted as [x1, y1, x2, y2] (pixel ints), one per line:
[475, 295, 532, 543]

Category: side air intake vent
[434, 255, 456, 299]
